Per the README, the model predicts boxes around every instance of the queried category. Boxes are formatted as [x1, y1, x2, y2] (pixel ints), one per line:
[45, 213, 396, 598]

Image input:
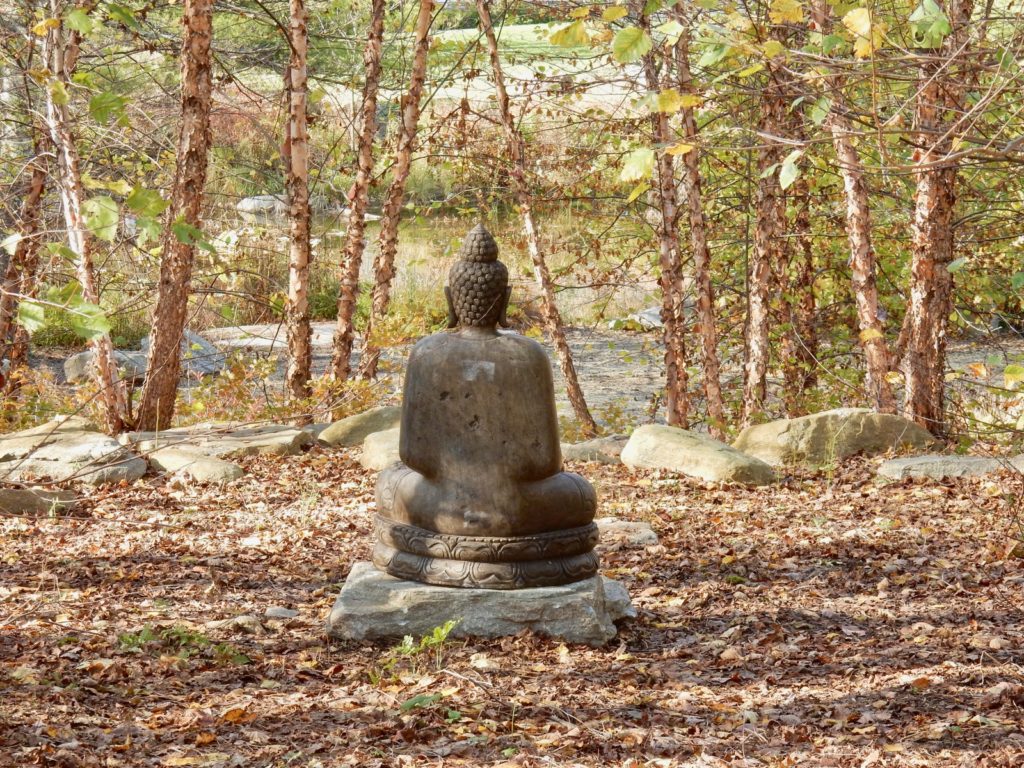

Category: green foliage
[118, 625, 250, 665]
[611, 26, 652, 63]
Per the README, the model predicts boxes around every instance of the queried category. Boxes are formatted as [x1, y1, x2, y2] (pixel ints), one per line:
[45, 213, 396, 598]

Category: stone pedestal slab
[328, 562, 634, 646]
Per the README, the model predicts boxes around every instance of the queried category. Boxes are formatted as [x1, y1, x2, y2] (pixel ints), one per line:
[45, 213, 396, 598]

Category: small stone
[327, 562, 633, 646]
[319, 406, 402, 448]
[622, 424, 775, 486]
[595, 517, 658, 548]
[361, 427, 400, 471]
[147, 448, 244, 484]
[264, 606, 299, 620]
[562, 435, 628, 464]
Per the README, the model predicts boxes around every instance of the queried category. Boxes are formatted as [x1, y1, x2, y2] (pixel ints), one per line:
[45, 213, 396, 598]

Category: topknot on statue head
[446, 225, 510, 330]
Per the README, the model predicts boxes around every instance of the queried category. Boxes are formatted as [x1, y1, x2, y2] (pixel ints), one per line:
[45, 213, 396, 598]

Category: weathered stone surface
[877, 454, 1024, 481]
[265, 606, 299, 620]
[361, 427, 400, 471]
[327, 562, 633, 645]
[236, 193, 288, 217]
[0, 488, 78, 515]
[319, 406, 402, 447]
[301, 422, 333, 443]
[64, 350, 147, 384]
[140, 330, 225, 379]
[124, 422, 312, 460]
[595, 517, 658, 548]
[733, 408, 942, 467]
[621, 425, 776, 486]
[562, 435, 628, 464]
[147, 448, 244, 483]
[0, 417, 146, 485]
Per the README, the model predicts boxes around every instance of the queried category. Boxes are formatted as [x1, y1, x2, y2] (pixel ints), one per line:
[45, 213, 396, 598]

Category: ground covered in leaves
[2, 444, 1023, 767]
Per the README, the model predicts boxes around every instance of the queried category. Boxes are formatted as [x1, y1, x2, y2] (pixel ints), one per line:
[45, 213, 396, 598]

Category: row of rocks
[64, 331, 227, 384]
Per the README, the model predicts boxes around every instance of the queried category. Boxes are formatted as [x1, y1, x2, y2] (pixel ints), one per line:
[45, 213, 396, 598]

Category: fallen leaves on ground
[2, 447, 1023, 766]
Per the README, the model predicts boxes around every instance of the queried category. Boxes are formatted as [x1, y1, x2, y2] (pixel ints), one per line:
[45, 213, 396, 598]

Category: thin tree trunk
[357, 0, 434, 380]
[136, 0, 213, 431]
[0, 133, 47, 372]
[742, 70, 787, 426]
[903, 0, 974, 435]
[830, 112, 895, 412]
[44, 9, 126, 433]
[475, 0, 598, 437]
[285, 0, 312, 403]
[674, 17, 724, 436]
[331, 0, 385, 381]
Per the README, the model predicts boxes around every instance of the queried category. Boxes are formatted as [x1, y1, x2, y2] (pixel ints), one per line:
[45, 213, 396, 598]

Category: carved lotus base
[372, 516, 600, 589]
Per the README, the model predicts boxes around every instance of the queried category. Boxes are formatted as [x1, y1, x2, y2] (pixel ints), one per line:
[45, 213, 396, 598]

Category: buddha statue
[372, 224, 599, 589]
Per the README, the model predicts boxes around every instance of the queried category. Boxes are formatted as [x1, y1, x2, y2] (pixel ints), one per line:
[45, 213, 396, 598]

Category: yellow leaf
[602, 6, 628, 21]
[965, 362, 989, 378]
[570, 6, 591, 19]
[769, 0, 804, 24]
[163, 755, 231, 767]
[763, 39, 786, 58]
[859, 327, 883, 342]
[31, 18, 60, 36]
[657, 88, 684, 113]
[843, 7, 887, 58]
[666, 143, 695, 156]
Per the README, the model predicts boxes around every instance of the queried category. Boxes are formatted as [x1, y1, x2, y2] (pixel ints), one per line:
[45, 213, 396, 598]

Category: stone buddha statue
[372, 224, 599, 589]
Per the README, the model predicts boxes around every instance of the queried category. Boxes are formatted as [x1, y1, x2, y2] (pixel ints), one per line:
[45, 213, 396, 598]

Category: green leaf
[48, 80, 69, 107]
[909, 0, 950, 48]
[549, 20, 589, 48]
[1004, 364, 1024, 388]
[809, 96, 831, 126]
[947, 257, 966, 273]
[656, 19, 683, 42]
[105, 3, 139, 29]
[136, 216, 161, 245]
[778, 149, 803, 190]
[82, 196, 119, 242]
[89, 91, 127, 125]
[171, 218, 216, 253]
[15, 300, 45, 333]
[65, 8, 95, 34]
[697, 43, 732, 68]
[1011, 272, 1024, 290]
[626, 182, 649, 203]
[126, 186, 169, 217]
[619, 148, 655, 182]
[68, 299, 111, 341]
[612, 27, 652, 63]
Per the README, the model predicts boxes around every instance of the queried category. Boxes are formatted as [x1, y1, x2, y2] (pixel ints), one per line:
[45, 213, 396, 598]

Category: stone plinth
[328, 562, 634, 646]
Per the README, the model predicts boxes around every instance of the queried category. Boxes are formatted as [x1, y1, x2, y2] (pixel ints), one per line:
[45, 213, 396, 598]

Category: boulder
[147, 448, 244, 484]
[562, 435, 628, 464]
[621, 424, 775, 486]
[236, 194, 288, 217]
[0, 417, 146, 486]
[0, 488, 78, 515]
[64, 350, 148, 384]
[877, 454, 1024, 481]
[140, 330, 225, 379]
[361, 427, 400, 471]
[328, 561, 634, 646]
[123, 422, 312, 460]
[595, 517, 659, 548]
[733, 408, 941, 467]
[320, 406, 401, 447]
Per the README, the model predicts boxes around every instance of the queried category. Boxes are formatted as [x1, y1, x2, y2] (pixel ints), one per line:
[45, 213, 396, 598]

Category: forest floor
[2, 445, 1023, 767]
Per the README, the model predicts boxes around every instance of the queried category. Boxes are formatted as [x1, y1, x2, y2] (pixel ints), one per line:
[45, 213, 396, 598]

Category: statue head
[445, 224, 511, 330]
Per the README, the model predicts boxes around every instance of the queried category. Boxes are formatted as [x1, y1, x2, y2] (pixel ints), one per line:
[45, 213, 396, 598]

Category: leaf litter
[2, 445, 1023, 766]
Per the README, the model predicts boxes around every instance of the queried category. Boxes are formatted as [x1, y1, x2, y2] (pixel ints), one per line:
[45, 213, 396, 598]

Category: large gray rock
[328, 562, 634, 646]
[236, 194, 288, 217]
[361, 427, 400, 471]
[0, 488, 78, 515]
[877, 454, 1024, 481]
[147, 448, 244, 483]
[562, 435, 628, 464]
[319, 406, 401, 447]
[123, 422, 312, 460]
[140, 330, 225, 379]
[733, 408, 941, 467]
[621, 424, 775, 485]
[64, 350, 147, 384]
[0, 417, 147, 486]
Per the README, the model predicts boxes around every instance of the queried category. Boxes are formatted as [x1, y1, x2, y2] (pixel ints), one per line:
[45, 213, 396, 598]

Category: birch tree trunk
[830, 112, 895, 412]
[674, 17, 724, 436]
[902, 0, 975, 435]
[330, 0, 385, 381]
[285, 0, 312, 403]
[475, 0, 598, 437]
[136, 0, 213, 431]
[43, 10, 127, 433]
[742, 70, 787, 426]
[357, 0, 434, 380]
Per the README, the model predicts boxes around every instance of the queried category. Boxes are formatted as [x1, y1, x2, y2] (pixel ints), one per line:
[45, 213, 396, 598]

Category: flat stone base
[328, 562, 635, 646]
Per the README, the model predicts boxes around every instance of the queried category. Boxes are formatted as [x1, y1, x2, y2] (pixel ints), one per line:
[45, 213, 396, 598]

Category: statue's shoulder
[409, 330, 455, 357]
[496, 331, 549, 361]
